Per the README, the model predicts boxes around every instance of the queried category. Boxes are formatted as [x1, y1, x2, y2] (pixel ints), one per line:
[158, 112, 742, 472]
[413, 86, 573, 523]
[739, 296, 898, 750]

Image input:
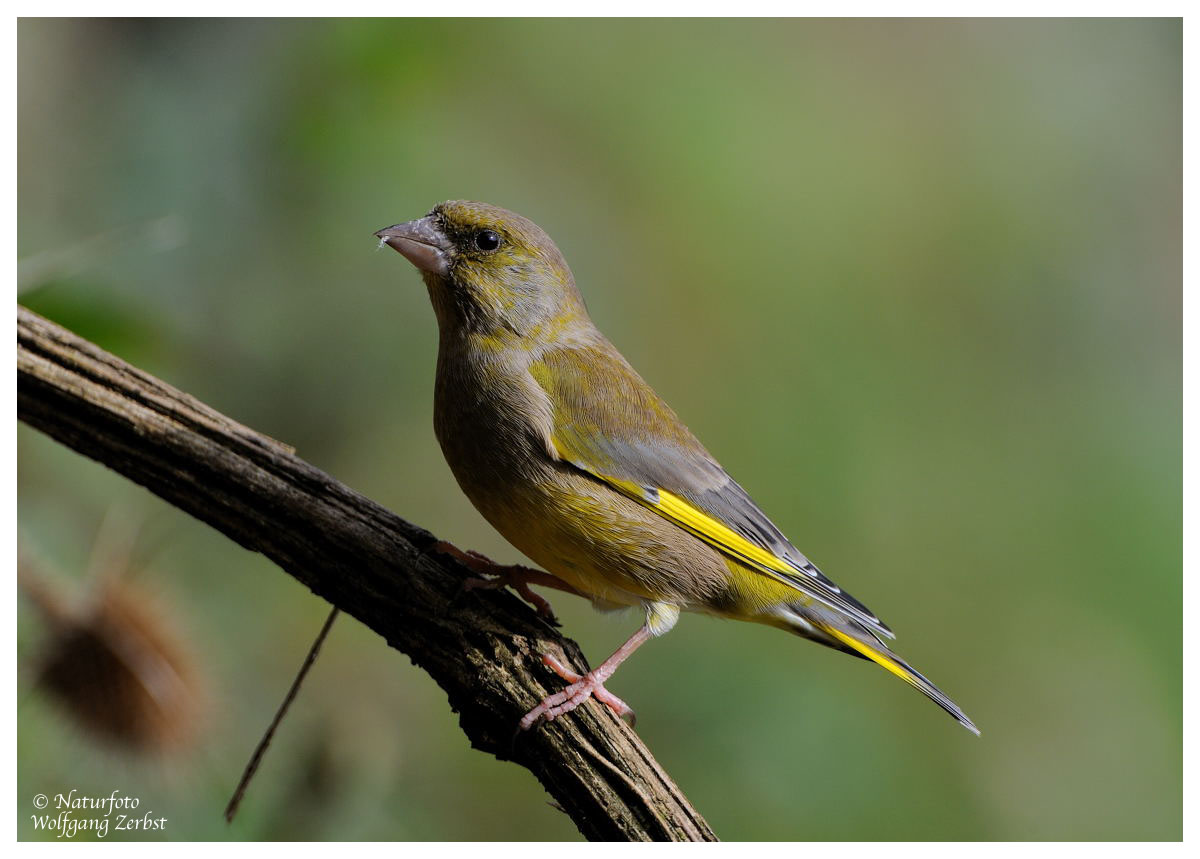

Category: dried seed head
[25, 568, 205, 754]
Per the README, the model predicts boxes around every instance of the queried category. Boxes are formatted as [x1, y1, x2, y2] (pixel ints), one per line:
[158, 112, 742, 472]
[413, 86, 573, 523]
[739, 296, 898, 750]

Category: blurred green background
[17, 18, 1180, 841]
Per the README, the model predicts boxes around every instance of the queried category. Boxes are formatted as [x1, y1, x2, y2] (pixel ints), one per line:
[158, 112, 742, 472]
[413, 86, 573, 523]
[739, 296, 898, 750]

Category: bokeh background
[17, 18, 1180, 841]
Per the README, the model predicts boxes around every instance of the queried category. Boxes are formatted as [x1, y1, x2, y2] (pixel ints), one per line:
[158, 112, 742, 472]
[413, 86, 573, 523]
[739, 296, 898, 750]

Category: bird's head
[376, 201, 587, 341]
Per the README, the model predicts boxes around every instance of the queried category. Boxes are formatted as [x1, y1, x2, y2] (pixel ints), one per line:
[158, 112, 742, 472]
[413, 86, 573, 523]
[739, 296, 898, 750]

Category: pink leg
[434, 541, 583, 623]
[520, 625, 653, 731]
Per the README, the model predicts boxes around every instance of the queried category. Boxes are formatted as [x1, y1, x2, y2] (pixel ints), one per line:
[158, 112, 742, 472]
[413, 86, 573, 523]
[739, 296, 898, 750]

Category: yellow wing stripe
[562, 453, 885, 630]
[652, 489, 799, 577]
[558, 445, 796, 577]
[583, 471, 841, 607]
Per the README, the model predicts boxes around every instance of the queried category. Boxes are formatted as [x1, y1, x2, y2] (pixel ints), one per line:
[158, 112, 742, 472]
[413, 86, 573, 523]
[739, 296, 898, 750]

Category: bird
[375, 201, 978, 736]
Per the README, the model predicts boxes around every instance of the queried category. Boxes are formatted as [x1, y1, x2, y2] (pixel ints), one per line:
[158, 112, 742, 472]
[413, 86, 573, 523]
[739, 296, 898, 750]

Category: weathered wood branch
[16, 305, 717, 842]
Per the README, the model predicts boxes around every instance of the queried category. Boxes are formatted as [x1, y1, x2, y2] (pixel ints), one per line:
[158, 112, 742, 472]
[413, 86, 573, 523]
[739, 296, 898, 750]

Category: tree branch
[16, 305, 717, 842]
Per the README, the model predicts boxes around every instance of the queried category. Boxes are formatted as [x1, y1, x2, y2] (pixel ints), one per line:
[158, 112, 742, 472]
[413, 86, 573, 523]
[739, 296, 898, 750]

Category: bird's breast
[432, 347, 555, 490]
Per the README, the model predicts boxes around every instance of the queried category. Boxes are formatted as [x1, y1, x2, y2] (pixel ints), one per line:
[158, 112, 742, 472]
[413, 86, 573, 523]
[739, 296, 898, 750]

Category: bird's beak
[374, 217, 451, 277]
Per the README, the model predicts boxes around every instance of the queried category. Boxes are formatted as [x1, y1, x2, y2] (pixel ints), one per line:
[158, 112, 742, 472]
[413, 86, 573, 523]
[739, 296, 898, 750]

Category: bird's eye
[474, 229, 502, 252]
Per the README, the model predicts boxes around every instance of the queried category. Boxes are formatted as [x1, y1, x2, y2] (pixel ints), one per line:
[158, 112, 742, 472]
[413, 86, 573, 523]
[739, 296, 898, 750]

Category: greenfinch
[375, 201, 978, 735]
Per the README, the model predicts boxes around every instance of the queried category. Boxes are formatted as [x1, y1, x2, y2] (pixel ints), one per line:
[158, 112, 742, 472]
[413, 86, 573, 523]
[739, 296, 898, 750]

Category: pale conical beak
[375, 217, 451, 276]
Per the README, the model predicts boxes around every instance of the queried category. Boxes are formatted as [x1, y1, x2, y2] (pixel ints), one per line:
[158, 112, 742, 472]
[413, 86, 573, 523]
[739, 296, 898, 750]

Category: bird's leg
[520, 624, 653, 731]
[434, 541, 582, 623]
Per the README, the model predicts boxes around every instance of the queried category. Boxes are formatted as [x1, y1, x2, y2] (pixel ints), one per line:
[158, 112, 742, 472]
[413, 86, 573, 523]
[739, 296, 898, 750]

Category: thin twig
[224, 606, 341, 824]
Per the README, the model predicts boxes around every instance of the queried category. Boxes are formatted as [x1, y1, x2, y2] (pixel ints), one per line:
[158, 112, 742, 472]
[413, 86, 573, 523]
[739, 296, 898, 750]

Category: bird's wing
[529, 341, 893, 638]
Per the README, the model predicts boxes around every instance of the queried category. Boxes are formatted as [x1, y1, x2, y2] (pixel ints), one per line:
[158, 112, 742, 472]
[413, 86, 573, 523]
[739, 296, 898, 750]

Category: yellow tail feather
[818, 624, 980, 735]
[824, 627, 917, 684]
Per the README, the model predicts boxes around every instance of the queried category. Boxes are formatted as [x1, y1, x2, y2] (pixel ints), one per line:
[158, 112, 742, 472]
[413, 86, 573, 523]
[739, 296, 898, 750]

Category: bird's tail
[813, 620, 980, 736]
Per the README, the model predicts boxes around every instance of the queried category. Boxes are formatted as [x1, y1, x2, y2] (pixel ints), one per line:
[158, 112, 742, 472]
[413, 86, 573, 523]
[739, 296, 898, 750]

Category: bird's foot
[435, 541, 559, 624]
[519, 652, 636, 731]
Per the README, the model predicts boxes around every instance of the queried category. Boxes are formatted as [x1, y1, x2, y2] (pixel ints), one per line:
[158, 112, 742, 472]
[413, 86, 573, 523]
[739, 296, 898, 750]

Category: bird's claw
[463, 573, 559, 625]
[434, 541, 560, 624]
[519, 652, 635, 731]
